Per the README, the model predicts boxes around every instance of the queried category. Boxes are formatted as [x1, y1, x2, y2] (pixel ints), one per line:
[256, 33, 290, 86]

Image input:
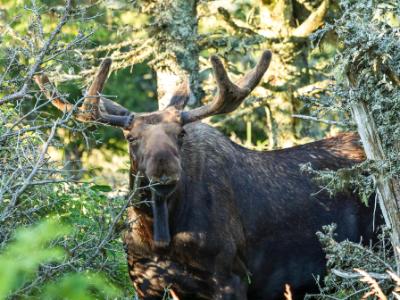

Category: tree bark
[259, 0, 329, 147]
[350, 101, 400, 269]
[149, 0, 201, 109]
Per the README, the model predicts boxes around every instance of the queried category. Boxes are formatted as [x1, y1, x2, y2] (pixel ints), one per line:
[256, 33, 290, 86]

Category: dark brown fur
[124, 119, 379, 300]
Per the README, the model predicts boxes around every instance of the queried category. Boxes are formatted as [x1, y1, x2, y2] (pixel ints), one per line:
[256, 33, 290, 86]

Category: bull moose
[35, 50, 379, 299]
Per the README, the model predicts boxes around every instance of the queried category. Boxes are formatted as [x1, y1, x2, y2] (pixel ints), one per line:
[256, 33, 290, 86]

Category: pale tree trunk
[150, 0, 201, 109]
[351, 101, 400, 269]
[259, 0, 329, 147]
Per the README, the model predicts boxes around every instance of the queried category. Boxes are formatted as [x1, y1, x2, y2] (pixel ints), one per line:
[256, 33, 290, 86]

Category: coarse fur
[124, 122, 378, 300]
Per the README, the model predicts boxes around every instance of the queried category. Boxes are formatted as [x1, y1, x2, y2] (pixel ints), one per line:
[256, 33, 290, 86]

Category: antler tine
[181, 50, 272, 124]
[34, 59, 134, 128]
[82, 58, 111, 117]
[236, 50, 272, 91]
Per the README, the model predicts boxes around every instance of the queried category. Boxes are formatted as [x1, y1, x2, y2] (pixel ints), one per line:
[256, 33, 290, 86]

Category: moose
[35, 50, 379, 299]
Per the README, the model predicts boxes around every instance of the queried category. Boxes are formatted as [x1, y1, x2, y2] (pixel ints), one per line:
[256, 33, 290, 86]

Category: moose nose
[159, 175, 169, 184]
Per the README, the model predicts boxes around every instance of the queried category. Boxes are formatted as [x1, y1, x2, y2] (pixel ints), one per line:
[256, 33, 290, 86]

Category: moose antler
[181, 50, 272, 124]
[34, 59, 133, 128]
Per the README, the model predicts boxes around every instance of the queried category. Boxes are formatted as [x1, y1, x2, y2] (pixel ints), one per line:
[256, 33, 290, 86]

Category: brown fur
[122, 107, 379, 300]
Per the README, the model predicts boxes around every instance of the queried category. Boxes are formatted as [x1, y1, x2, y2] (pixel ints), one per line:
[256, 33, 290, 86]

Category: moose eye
[178, 129, 186, 139]
[127, 135, 139, 144]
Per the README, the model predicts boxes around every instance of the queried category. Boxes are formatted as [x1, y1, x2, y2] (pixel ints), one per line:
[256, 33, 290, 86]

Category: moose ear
[166, 79, 191, 110]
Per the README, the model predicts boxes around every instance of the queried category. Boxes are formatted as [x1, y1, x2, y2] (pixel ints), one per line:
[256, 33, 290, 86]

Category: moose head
[34, 50, 272, 247]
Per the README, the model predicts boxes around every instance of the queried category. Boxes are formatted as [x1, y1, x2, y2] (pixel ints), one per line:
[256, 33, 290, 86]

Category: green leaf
[89, 184, 112, 192]
[0, 220, 70, 299]
[42, 273, 122, 300]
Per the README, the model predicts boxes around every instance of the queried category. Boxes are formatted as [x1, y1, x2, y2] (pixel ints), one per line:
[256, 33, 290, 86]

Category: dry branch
[0, 121, 59, 222]
[0, 0, 72, 105]
[350, 101, 400, 269]
[332, 269, 391, 281]
[292, 0, 330, 38]
[355, 268, 387, 300]
[292, 114, 347, 126]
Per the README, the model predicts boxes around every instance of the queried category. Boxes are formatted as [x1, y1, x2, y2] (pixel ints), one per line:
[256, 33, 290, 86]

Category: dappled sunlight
[83, 148, 130, 189]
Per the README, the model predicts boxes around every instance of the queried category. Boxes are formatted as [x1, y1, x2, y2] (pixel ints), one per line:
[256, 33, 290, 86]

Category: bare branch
[0, 120, 59, 222]
[292, 0, 330, 38]
[292, 114, 348, 126]
[332, 269, 390, 281]
[87, 173, 142, 264]
[217, 7, 258, 36]
[0, 0, 72, 105]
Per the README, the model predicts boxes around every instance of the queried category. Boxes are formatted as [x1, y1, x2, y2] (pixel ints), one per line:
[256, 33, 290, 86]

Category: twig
[11, 179, 82, 189]
[87, 173, 141, 263]
[0, 51, 18, 87]
[292, 114, 347, 126]
[332, 269, 390, 280]
[213, 96, 273, 127]
[355, 268, 387, 300]
[0, 0, 72, 105]
[217, 7, 258, 36]
[292, 0, 330, 38]
[0, 120, 59, 221]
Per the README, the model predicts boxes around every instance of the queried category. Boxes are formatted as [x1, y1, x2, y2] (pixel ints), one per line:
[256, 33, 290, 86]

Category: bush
[0, 220, 122, 299]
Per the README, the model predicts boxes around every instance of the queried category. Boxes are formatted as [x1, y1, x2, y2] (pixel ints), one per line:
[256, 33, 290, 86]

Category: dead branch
[0, 120, 59, 222]
[332, 269, 390, 280]
[292, 0, 330, 38]
[355, 268, 387, 300]
[0, 0, 72, 105]
[292, 114, 347, 126]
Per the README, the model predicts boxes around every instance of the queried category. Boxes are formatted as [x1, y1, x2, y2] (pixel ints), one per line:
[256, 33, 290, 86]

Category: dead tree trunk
[350, 101, 400, 269]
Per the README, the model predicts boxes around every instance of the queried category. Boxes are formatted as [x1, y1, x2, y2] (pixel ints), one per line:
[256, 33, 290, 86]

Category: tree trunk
[259, 0, 329, 147]
[149, 0, 202, 109]
[350, 101, 400, 269]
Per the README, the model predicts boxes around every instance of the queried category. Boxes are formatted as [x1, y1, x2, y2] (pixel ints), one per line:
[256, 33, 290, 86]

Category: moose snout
[145, 149, 181, 186]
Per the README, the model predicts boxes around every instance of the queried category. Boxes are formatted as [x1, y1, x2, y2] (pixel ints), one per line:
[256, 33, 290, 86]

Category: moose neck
[151, 191, 171, 248]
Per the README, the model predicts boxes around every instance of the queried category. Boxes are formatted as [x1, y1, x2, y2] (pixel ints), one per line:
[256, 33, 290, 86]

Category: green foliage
[0, 220, 68, 298]
[309, 225, 396, 299]
[42, 273, 120, 300]
[0, 4, 133, 292]
[0, 220, 121, 299]
[300, 161, 375, 205]
[307, 0, 400, 297]
[3, 0, 398, 298]
[315, 0, 400, 177]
